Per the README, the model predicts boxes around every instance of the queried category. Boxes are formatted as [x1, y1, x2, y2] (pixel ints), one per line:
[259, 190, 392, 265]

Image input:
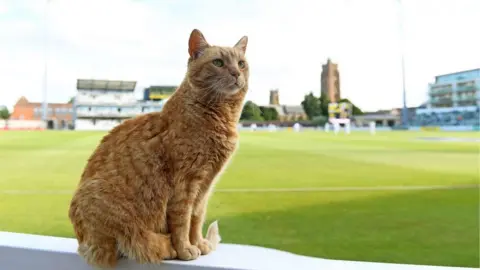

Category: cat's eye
[212, 59, 224, 67]
[238, 60, 246, 69]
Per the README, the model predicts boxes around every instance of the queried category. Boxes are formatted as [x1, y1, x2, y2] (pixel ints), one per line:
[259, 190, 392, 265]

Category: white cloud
[0, 0, 478, 112]
[0, 2, 7, 14]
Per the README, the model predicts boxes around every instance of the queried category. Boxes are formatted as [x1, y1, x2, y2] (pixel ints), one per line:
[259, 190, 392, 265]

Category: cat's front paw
[176, 245, 201, 261]
[195, 238, 213, 255]
[163, 245, 178, 260]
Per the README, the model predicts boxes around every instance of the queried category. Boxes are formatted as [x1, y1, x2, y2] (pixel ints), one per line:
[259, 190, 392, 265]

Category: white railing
[0, 231, 475, 270]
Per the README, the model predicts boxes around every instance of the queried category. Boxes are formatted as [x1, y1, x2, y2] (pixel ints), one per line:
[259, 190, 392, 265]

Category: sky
[0, 0, 479, 112]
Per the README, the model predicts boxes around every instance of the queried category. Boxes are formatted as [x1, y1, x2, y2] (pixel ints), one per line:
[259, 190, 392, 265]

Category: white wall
[0, 120, 46, 129]
[75, 119, 121, 131]
[0, 231, 474, 270]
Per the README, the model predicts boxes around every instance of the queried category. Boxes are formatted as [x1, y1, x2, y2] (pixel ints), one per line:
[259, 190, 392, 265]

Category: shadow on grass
[206, 188, 479, 268]
[1, 187, 477, 268]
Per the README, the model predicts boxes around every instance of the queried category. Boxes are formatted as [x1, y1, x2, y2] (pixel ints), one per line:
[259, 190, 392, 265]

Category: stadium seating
[411, 108, 480, 126]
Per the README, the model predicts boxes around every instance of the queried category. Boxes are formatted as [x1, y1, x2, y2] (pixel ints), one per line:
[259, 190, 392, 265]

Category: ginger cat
[68, 29, 249, 268]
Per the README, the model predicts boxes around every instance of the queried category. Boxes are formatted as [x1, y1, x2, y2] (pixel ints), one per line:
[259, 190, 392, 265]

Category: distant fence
[408, 125, 479, 132]
[237, 126, 393, 132]
[0, 231, 475, 270]
[0, 120, 45, 130]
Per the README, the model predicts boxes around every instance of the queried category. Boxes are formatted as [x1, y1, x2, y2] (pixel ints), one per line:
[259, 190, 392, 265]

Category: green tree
[0, 107, 10, 128]
[259, 106, 279, 121]
[68, 97, 75, 104]
[311, 115, 328, 126]
[240, 101, 264, 121]
[301, 92, 322, 120]
[319, 93, 330, 117]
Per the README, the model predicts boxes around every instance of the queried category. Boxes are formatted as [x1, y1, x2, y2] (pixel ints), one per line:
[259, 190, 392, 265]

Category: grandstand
[413, 68, 480, 127]
[74, 79, 165, 130]
[412, 107, 479, 127]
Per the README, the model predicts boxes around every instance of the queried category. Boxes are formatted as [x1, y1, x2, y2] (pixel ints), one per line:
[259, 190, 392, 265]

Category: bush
[311, 115, 328, 126]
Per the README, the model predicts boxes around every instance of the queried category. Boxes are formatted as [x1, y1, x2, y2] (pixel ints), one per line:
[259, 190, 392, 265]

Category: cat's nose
[230, 70, 240, 79]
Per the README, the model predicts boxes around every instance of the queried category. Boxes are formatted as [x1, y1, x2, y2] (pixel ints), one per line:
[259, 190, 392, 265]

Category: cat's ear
[188, 29, 210, 59]
[234, 36, 248, 53]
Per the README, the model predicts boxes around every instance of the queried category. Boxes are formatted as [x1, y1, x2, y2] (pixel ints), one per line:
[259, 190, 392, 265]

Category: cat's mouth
[233, 79, 245, 89]
[219, 83, 242, 96]
[231, 82, 244, 91]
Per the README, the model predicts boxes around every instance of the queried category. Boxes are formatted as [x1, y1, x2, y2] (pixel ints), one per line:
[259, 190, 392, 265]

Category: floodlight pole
[397, 0, 409, 128]
[41, 0, 49, 123]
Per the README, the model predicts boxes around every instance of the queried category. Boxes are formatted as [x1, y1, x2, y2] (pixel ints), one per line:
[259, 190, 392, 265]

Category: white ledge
[0, 231, 475, 270]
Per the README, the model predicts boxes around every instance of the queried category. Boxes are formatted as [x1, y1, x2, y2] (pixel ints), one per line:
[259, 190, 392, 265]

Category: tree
[0, 107, 10, 128]
[240, 101, 264, 121]
[301, 92, 322, 120]
[311, 115, 328, 126]
[259, 106, 279, 121]
[319, 93, 330, 117]
[68, 97, 75, 104]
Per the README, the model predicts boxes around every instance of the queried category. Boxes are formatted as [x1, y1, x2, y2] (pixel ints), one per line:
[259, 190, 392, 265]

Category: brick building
[11, 96, 73, 129]
[321, 58, 341, 102]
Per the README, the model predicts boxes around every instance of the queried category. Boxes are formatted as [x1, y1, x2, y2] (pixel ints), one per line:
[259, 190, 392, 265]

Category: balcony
[0, 231, 476, 270]
[454, 95, 478, 102]
[429, 88, 453, 95]
[456, 85, 477, 93]
[430, 97, 453, 105]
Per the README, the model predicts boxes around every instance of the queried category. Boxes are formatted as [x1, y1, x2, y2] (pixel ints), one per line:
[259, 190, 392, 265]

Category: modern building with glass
[413, 68, 480, 127]
[427, 68, 479, 109]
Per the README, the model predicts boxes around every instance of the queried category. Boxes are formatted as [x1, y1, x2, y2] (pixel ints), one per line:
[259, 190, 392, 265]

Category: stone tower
[269, 89, 280, 105]
[321, 58, 341, 102]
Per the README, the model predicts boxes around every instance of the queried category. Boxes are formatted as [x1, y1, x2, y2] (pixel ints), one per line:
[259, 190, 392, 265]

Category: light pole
[397, 0, 409, 128]
[41, 0, 49, 124]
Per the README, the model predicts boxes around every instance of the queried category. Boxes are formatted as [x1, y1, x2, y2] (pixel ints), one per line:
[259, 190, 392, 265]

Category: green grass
[0, 130, 478, 267]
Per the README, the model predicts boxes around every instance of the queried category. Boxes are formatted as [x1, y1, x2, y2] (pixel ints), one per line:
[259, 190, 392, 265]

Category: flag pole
[41, 0, 49, 124]
[397, 0, 409, 128]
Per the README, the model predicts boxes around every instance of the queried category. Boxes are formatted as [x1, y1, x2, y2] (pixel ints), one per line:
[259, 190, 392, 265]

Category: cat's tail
[117, 229, 177, 264]
[205, 220, 222, 250]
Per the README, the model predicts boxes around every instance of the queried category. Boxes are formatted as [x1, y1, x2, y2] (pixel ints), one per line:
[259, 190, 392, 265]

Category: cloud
[0, 0, 478, 112]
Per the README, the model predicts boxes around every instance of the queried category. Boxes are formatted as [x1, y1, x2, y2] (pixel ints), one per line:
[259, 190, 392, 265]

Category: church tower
[321, 58, 341, 102]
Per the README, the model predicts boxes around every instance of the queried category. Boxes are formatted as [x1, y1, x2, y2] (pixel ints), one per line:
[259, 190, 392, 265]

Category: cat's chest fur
[174, 126, 238, 183]
[190, 128, 237, 165]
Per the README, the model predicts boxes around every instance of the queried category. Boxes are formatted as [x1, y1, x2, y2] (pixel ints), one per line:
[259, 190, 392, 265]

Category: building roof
[283, 105, 305, 114]
[261, 104, 285, 116]
[260, 104, 306, 116]
[434, 68, 480, 80]
[77, 79, 137, 91]
[14, 96, 72, 108]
